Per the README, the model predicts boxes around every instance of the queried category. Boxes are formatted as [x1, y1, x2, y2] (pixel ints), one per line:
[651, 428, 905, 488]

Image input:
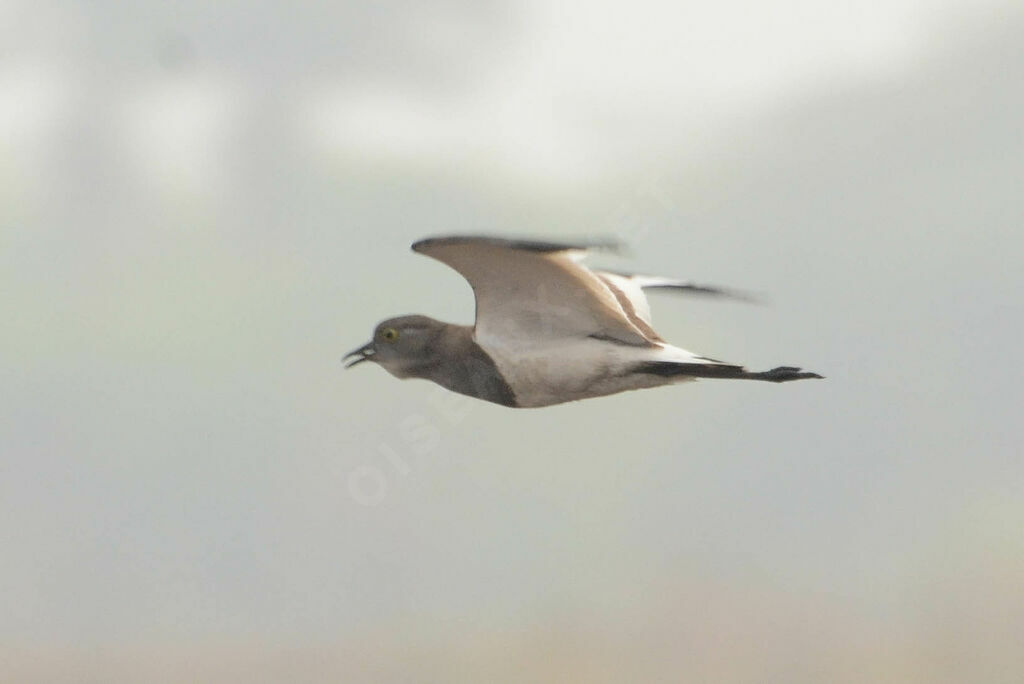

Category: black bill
[342, 341, 375, 369]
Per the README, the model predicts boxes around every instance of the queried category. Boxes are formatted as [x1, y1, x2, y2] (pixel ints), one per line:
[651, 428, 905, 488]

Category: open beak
[342, 341, 376, 369]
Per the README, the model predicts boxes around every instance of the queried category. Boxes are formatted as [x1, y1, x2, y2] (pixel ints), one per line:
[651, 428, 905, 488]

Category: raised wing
[412, 236, 656, 348]
[595, 271, 757, 325]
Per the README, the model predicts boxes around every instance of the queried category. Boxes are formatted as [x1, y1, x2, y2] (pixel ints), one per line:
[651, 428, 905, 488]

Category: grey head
[343, 314, 519, 407]
[343, 315, 447, 379]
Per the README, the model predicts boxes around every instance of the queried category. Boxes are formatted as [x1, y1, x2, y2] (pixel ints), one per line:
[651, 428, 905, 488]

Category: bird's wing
[594, 271, 757, 325]
[412, 236, 657, 348]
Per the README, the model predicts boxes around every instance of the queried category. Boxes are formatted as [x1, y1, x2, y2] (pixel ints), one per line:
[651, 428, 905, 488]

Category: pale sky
[3, 1, 1023, 681]
[1, 0, 1013, 187]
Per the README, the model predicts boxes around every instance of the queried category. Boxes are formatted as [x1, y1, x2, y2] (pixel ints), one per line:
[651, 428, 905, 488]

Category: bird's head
[343, 315, 446, 379]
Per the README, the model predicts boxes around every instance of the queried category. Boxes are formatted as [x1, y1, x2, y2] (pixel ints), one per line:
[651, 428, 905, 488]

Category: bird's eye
[381, 327, 399, 341]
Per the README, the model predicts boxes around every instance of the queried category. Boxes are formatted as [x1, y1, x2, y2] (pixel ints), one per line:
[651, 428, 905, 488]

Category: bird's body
[478, 334, 703, 408]
[344, 236, 822, 407]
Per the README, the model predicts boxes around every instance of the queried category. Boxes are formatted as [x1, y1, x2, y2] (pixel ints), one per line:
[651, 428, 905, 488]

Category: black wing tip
[412, 235, 625, 255]
[597, 271, 761, 304]
[646, 283, 763, 304]
[634, 362, 824, 381]
[634, 361, 745, 378]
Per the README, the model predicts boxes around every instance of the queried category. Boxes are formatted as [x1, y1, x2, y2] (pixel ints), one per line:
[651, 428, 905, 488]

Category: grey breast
[425, 327, 518, 408]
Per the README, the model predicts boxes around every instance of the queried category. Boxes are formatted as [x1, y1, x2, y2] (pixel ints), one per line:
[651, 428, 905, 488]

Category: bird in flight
[344, 236, 823, 408]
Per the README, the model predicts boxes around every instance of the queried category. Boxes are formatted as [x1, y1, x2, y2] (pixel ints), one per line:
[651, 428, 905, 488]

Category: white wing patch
[594, 272, 654, 325]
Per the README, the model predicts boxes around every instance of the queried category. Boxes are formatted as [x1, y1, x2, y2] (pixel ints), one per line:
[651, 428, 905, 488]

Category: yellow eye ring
[381, 327, 399, 341]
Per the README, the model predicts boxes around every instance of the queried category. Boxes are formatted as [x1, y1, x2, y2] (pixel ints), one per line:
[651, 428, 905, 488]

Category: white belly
[478, 338, 700, 408]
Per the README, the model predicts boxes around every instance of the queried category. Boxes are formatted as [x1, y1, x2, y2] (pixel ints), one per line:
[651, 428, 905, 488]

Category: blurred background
[3, 1, 1023, 681]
